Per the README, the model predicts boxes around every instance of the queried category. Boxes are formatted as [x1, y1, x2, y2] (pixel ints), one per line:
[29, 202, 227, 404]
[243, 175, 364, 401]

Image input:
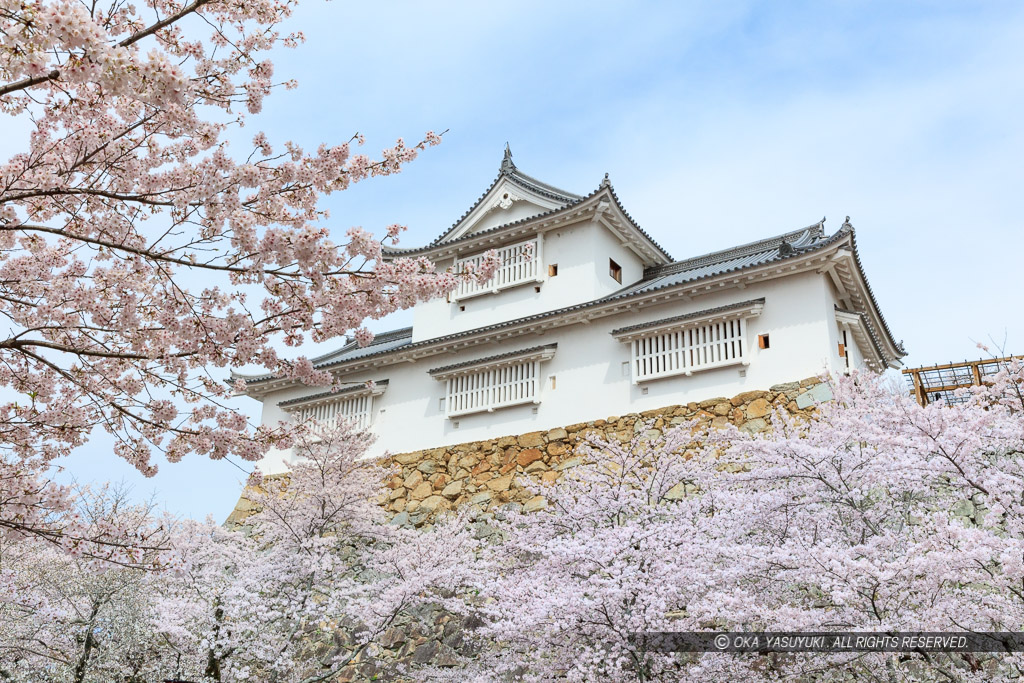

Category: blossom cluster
[0, 0, 498, 548]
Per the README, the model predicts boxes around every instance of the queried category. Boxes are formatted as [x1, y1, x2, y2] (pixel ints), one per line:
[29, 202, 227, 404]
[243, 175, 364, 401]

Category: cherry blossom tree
[154, 423, 481, 682]
[0, 486, 173, 681]
[455, 368, 1024, 682]
[0, 423, 481, 681]
[0, 0, 501, 553]
[448, 423, 743, 682]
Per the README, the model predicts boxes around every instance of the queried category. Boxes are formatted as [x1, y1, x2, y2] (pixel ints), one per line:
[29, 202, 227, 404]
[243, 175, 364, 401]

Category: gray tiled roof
[428, 344, 558, 376]
[308, 327, 413, 367]
[622, 222, 826, 297]
[277, 379, 390, 408]
[610, 298, 766, 336]
[238, 221, 900, 386]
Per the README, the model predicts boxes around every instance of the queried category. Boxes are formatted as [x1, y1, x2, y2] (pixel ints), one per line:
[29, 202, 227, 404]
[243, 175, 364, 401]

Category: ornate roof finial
[500, 143, 515, 173]
[600, 172, 610, 188]
[841, 215, 853, 231]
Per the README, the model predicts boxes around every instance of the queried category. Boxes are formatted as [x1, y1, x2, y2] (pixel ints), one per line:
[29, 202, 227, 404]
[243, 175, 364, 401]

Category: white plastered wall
[255, 271, 844, 473]
[411, 219, 647, 343]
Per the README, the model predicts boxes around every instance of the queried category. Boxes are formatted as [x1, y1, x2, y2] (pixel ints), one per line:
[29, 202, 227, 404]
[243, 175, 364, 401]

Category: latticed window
[295, 393, 373, 430]
[430, 345, 556, 418]
[278, 382, 387, 436]
[611, 300, 764, 384]
[453, 237, 541, 300]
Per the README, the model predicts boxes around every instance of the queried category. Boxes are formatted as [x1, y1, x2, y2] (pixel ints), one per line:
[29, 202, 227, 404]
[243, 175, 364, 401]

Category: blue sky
[54, 1, 1024, 521]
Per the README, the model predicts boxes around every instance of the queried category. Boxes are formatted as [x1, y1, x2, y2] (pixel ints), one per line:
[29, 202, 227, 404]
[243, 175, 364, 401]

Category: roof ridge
[427, 155, 583, 246]
[504, 166, 583, 203]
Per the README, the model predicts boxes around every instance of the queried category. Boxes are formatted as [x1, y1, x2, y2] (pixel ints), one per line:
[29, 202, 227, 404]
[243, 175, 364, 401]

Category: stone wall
[380, 377, 825, 527]
[228, 377, 827, 528]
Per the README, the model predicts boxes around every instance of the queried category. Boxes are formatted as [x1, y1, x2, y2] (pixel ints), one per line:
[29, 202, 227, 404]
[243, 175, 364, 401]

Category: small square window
[758, 334, 770, 349]
[548, 264, 558, 277]
[438, 397, 446, 411]
[621, 361, 631, 378]
[609, 258, 622, 283]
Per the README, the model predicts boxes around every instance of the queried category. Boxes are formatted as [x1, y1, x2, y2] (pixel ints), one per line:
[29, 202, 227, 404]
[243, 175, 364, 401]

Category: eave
[816, 226, 905, 369]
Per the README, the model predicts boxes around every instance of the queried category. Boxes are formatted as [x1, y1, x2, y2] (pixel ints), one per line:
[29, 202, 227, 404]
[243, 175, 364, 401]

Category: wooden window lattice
[294, 393, 374, 433]
[454, 238, 540, 300]
[444, 360, 540, 418]
[631, 318, 747, 383]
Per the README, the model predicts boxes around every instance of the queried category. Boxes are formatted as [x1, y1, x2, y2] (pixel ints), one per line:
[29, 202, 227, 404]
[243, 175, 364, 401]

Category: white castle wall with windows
[235, 149, 904, 474]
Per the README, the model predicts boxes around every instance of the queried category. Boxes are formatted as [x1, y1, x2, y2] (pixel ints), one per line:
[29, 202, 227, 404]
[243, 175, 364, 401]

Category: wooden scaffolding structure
[902, 356, 1021, 406]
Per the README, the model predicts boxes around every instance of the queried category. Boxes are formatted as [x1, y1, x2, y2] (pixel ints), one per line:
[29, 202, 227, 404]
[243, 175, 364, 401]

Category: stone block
[403, 470, 423, 490]
[470, 491, 492, 505]
[547, 427, 568, 441]
[393, 452, 422, 465]
[731, 390, 767, 406]
[418, 495, 448, 513]
[740, 418, 768, 434]
[441, 480, 463, 499]
[546, 441, 568, 456]
[517, 432, 545, 448]
[745, 398, 772, 419]
[410, 482, 433, 500]
[486, 473, 514, 492]
[517, 448, 544, 467]
[796, 382, 833, 409]
[698, 397, 727, 408]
